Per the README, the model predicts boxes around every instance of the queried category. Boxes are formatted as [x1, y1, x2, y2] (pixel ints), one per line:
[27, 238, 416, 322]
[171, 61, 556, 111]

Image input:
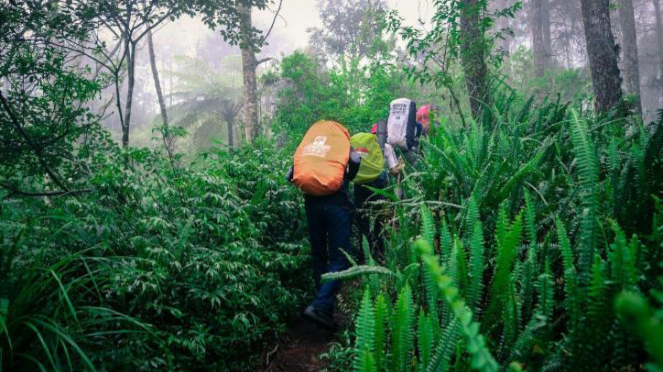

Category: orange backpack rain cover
[293, 121, 351, 196]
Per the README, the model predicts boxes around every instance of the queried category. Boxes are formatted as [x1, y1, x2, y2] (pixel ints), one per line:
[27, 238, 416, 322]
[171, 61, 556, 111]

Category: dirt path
[258, 317, 337, 372]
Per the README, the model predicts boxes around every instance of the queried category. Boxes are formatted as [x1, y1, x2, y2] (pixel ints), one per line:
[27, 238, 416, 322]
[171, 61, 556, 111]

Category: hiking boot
[303, 305, 338, 331]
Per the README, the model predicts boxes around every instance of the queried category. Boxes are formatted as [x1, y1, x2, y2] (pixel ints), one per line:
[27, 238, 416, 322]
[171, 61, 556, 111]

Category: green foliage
[1, 142, 309, 371]
[616, 290, 663, 372]
[269, 52, 408, 140]
[4, 2, 663, 371]
[327, 86, 663, 372]
[354, 289, 376, 372]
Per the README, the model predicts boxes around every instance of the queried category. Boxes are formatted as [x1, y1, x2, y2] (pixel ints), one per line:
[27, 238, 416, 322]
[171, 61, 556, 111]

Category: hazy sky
[155, 0, 433, 57]
[253, 0, 434, 49]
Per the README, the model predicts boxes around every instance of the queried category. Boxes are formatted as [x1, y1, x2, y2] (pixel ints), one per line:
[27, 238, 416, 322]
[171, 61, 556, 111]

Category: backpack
[387, 98, 417, 150]
[350, 133, 385, 184]
[293, 120, 351, 196]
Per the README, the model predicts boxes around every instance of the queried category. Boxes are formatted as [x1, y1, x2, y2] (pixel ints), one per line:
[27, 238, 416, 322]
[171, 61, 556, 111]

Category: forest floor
[258, 316, 337, 372]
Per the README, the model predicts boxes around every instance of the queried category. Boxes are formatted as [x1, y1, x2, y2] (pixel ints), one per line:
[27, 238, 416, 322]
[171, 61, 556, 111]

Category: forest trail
[259, 317, 337, 372]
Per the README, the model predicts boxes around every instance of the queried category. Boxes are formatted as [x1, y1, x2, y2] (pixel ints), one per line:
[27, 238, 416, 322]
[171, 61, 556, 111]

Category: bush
[1, 143, 310, 372]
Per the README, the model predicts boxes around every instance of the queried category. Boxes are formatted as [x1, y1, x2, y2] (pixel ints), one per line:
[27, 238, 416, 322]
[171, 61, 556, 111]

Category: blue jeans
[305, 202, 352, 313]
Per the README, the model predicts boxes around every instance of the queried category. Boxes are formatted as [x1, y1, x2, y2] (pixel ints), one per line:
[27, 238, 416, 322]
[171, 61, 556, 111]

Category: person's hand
[389, 158, 405, 175]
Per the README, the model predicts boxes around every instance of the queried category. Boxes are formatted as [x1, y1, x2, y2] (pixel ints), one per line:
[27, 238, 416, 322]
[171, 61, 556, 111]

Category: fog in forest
[87, 0, 663, 149]
[4, 0, 663, 370]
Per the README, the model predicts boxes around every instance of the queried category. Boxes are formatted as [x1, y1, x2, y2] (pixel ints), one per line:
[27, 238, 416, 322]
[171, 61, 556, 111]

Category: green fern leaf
[416, 239, 499, 372]
[417, 309, 434, 369]
[355, 289, 375, 356]
[321, 265, 394, 282]
[568, 109, 599, 286]
[391, 285, 415, 372]
[608, 221, 639, 290]
[555, 218, 580, 333]
[421, 205, 436, 249]
[426, 319, 459, 372]
[467, 222, 485, 314]
[374, 293, 389, 370]
[356, 348, 378, 372]
[440, 219, 453, 264]
[485, 212, 523, 327]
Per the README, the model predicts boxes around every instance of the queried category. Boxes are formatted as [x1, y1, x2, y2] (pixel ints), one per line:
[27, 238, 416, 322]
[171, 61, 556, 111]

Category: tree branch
[259, 0, 284, 45]
[255, 57, 272, 67]
[0, 182, 91, 199]
[0, 91, 70, 192]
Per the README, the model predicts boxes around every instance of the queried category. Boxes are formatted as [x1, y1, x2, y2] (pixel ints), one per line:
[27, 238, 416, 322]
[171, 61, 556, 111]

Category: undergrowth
[324, 93, 663, 372]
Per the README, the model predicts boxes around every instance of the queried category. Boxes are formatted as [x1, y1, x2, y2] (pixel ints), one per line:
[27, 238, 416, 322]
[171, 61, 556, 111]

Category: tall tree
[652, 0, 663, 96]
[579, 0, 623, 112]
[147, 28, 173, 154]
[88, 0, 270, 147]
[93, 0, 190, 148]
[308, 0, 387, 62]
[460, 0, 490, 118]
[495, 0, 514, 71]
[617, 0, 643, 115]
[542, 0, 553, 70]
[238, 4, 259, 142]
[531, 0, 546, 77]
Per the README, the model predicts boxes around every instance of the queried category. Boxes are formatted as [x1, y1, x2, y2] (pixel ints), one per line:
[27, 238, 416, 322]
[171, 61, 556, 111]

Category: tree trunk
[238, 5, 259, 143]
[148, 29, 169, 129]
[542, 0, 553, 70]
[652, 0, 663, 97]
[227, 118, 234, 149]
[532, 0, 546, 77]
[579, 0, 623, 113]
[617, 0, 642, 115]
[121, 38, 136, 148]
[148, 29, 174, 154]
[460, 0, 489, 119]
[497, 0, 513, 73]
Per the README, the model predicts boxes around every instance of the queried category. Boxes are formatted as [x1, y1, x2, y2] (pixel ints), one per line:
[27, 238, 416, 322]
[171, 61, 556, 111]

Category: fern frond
[454, 238, 468, 297]
[608, 221, 639, 290]
[355, 289, 375, 354]
[615, 291, 663, 371]
[500, 279, 520, 359]
[417, 309, 434, 369]
[391, 285, 415, 372]
[440, 219, 453, 263]
[356, 348, 378, 372]
[524, 190, 538, 252]
[485, 212, 523, 327]
[374, 293, 389, 370]
[426, 319, 459, 372]
[465, 195, 480, 237]
[321, 265, 394, 282]
[421, 205, 436, 249]
[574, 255, 609, 369]
[467, 222, 485, 314]
[416, 239, 500, 372]
[555, 218, 580, 333]
[496, 151, 544, 201]
[568, 109, 599, 286]
[421, 206, 440, 317]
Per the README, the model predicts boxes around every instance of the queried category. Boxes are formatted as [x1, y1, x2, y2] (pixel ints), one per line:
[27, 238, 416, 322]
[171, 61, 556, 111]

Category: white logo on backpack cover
[392, 103, 407, 120]
[303, 136, 331, 157]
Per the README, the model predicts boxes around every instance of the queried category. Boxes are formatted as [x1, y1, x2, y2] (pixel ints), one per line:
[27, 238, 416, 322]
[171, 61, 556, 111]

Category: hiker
[416, 104, 441, 136]
[351, 125, 402, 262]
[286, 120, 361, 330]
